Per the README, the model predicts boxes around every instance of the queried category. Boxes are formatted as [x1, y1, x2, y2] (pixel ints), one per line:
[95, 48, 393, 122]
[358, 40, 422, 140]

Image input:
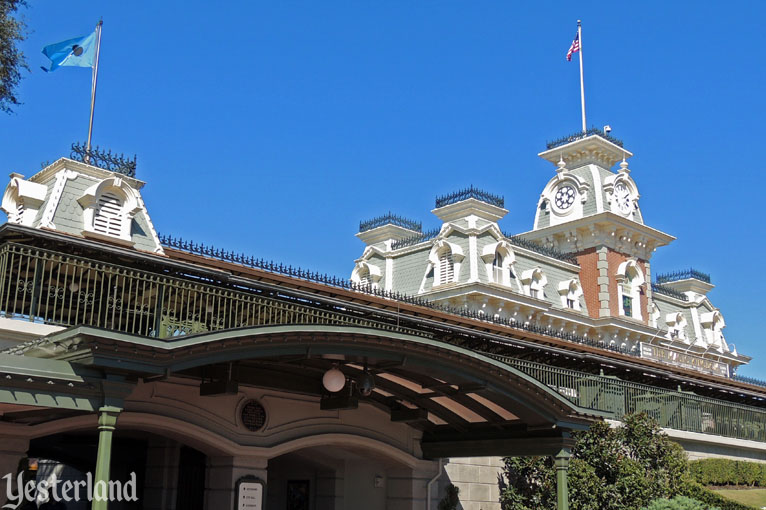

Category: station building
[0, 133, 762, 510]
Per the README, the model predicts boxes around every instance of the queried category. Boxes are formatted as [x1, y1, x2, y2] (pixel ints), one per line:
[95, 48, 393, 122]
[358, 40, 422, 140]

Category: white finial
[619, 159, 629, 173]
[557, 155, 567, 173]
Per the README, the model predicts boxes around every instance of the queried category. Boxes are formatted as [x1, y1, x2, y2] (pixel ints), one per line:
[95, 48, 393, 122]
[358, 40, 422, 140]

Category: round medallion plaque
[240, 400, 267, 432]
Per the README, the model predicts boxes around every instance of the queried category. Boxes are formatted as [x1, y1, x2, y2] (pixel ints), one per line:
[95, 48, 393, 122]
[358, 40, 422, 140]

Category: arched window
[93, 191, 124, 237]
[423, 240, 464, 292]
[492, 251, 504, 284]
[78, 176, 141, 242]
[482, 241, 516, 287]
[438, 248, 454, 285]
[616, 259, 645, 320]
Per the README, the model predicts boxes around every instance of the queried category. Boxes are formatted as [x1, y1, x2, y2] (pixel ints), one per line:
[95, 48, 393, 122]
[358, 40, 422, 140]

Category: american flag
[566, 32, 580, 61]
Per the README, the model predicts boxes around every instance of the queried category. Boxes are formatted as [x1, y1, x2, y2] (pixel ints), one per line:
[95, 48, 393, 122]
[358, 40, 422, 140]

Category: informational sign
[241, 400, 267, 432]
[639, 342, 729, 377]
[236, 476, 264, 510]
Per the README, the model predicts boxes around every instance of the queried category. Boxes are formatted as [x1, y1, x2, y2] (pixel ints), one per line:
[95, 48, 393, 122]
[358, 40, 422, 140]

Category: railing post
[554, 448, 571, 510]
[28, 257, 43, 321]
[153, 283, 165, 338]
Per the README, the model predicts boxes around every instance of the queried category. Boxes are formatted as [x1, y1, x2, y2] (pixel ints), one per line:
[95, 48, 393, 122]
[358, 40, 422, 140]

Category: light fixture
[69, 282, 79, 292]
[322, 365, 346, 393]
[358, 369, 375, 397]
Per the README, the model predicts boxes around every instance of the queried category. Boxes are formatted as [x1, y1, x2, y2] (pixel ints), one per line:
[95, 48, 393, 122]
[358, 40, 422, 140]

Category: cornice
[519, 211, 675, 259]
[28, 158, 146, 190]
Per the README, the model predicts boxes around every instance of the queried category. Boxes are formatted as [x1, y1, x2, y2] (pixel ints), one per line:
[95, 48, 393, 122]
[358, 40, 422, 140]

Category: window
[359, 269, 372, 287]
[616, 259, 645, 320]
[492, 251, 504, 284]
[530, 288, 540, 299]
[670, 329, 679, 339]
[439, 251, 454, 285]
[622, 295, 633, 317]
[93, 192, 124, 237]
[567, 298, 576, 309]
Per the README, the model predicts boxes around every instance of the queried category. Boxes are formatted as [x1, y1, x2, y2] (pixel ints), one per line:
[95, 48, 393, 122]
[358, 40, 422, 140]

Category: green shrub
[500, 413, 690, 510]
[643, 495, 718, 510]
[689, 459, 766, 487]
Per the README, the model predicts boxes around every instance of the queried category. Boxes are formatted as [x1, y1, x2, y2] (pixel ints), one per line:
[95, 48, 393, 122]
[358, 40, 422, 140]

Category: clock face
[614, 183, 632, 214]
[554, 185, 576, 210]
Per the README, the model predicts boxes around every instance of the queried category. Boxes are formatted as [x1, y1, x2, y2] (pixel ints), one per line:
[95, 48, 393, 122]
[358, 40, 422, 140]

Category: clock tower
[519, 131, 674, 321]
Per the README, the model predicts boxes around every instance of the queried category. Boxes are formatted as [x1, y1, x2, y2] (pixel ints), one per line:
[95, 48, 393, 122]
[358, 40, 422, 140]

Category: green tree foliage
[500, 413, 692, 510]
[643, 495, 719, 510]
[437, 484, 460, 510]
[0, 0, 27, 113]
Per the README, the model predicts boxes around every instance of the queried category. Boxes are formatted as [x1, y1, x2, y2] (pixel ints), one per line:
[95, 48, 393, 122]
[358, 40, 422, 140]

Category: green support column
[92, 406, 121, 510]
[554, 448, 571, 510]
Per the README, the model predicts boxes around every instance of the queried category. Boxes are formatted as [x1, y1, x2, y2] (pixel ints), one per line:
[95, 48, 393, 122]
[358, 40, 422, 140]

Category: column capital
[97, 406, 121, 432]
[554, 447, 572, 469]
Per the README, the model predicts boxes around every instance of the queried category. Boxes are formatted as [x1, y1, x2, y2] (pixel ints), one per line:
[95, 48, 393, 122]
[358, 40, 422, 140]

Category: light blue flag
[41, 30, 97, 72]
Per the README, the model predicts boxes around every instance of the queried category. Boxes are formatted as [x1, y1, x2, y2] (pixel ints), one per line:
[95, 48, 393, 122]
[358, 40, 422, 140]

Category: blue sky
[3, 2, 765, 377]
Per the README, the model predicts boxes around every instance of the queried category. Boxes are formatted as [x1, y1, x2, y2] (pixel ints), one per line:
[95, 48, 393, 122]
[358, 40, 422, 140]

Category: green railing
[494, 355, 766, 443]
[0, 243, 422, 339]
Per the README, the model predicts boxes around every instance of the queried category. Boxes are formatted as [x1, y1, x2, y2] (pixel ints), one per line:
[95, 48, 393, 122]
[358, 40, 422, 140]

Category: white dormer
[558, 279, 583, 311]
[665, 312, 688, 342]
[78, 176, 142, 243]
[1, 174, 48, 227]
[521, 267, 547, 300]
[480, 240, 516, 287]
[700, 311, 728, 352]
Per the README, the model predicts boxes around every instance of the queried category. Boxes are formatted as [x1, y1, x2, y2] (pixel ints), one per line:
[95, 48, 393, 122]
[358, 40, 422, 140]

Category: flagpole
[86, 19, 103, 163]
[578, 20, 586, 133]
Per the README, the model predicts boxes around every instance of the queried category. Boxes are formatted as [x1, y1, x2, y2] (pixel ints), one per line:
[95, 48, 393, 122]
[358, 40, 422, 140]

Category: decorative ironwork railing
[4, 238, 766, 441]
[359, 213, 421, 233]
[156, 234, 688, 361]
[390, 228, 441, 250]
[733, 374, 766, 388]
[546, 128, 625, 150]
[0, 243, 423, 340]
[7, 234, 750, 396]
[435, 185, 505, 209]
[496, 355, 766, 442]
[655, 269, 711, 285]
[502, 232, 579, 265]
[651, 283, 689, 302]
[69, 142, 137, 178]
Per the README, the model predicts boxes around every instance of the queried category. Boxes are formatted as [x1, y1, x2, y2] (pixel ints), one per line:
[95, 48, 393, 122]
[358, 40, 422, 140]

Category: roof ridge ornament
[70, 142, 137, 178]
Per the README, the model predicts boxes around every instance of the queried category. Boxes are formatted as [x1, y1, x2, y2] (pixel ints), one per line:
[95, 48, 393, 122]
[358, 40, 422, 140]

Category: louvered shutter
[93, 192, 123, 237]
[439, 252, 454, 285]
